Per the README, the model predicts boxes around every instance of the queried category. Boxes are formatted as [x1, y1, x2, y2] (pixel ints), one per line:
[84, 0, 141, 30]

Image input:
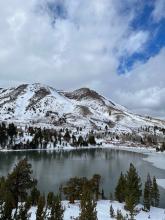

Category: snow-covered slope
[0, 83, 164, 131]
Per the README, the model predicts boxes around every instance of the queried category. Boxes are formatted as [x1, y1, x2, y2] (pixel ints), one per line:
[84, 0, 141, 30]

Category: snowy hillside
[0, 83, 164, 132]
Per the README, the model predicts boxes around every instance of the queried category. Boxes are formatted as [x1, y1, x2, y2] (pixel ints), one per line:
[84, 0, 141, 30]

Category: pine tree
[125, 164, 142, 218]
[36, 195, 46, 220]
[15, 202, 31, 220]
[47, 192, 54, 208]
[7, 123, 17, 145]
[115, 172, 126, 202]
[143, 174, 152, 211]
[143, 182, 150, 211]
[91, 174, 101, 201]
[0, 176, 6, 202]
[6, 159, 36, 211]
[0, 123, 7, 148]
[54, 195, 64, 220]
[125, 195, 136, 220]
[125, 164, 142, 205]
[78, 136, 84, 146]
[63, 129, 71, 143]
[30, 187, 40, 206]
[0, 192, 13, 220]
[151, 177, 160, 207]
[110, 204, 115, 218]
[71, 135, 76, 146]
[79, 188, 97, 220]
[48, 195, 64, 220]
[88, 135, 96, 145]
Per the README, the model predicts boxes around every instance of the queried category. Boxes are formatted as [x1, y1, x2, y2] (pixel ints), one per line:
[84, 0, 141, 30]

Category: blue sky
[118, 1, 165, 73]
[0, 0, 164, 117]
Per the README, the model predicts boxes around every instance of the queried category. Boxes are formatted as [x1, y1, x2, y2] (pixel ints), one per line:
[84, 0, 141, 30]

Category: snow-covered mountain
[0, 83, 164, 132]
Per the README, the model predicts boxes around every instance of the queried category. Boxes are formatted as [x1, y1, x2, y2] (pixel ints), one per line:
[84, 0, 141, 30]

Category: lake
[0, 148, 165, 208]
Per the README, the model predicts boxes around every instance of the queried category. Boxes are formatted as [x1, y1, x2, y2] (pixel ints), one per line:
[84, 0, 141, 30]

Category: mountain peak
[64, 87, 103, 102]
[0, 83, 164, 131]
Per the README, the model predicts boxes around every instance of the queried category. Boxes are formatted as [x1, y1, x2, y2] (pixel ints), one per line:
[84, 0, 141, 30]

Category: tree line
[1, 122, 165, 151]
[0, 123, 97, 150]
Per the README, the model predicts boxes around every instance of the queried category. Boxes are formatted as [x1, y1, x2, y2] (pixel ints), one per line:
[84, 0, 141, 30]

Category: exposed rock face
[64, 88, 103, 100]
[0, 84, 28, 108]
[26, 87, 51, 111]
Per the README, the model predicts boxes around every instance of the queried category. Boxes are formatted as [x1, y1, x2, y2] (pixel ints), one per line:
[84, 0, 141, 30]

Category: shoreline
[0, 142, 157, 153]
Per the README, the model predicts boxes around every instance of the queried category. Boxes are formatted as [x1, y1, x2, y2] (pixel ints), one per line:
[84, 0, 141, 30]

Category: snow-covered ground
[28, 200, 165, 220]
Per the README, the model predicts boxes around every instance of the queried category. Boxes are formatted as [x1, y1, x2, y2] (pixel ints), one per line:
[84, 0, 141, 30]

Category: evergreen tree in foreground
[115, 172, 126, 202]
[125, 164, 142, 218]
[6, 158, 36, 212]
[15, 202, 31, 220]
[125, 164, 142, 205]
[79, 188, 97, 220]
[151, 176, 160, 207]
[48, 195, 64, 220]
[47, 192, 54, 208]
[36, 195, 46, 220]
[0, 192, 13, 220]
[125, 195, 136, 220]
[143, 182, 151, 211]
[143, 174, 152, 211]
[91, 174, 101, 201]
[30, 187, 40, 206]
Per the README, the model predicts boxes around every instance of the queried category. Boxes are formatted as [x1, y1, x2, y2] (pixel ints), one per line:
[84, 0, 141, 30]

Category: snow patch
[28, 200, 165, 220]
